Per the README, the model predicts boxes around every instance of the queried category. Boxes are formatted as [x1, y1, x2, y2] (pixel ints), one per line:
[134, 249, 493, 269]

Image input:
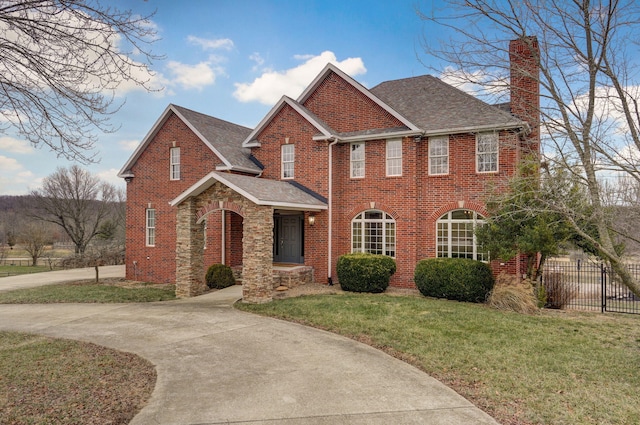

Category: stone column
[175, 198, 206, 298]
[242, 204, 273, 303]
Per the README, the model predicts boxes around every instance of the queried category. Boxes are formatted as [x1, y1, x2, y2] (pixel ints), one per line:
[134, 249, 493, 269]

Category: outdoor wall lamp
[308, 214, 316, 226]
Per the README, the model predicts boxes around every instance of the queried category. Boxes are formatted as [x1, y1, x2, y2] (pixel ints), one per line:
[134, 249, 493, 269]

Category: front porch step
[272, 265, 314, 289]
[231, 264, 314, 289]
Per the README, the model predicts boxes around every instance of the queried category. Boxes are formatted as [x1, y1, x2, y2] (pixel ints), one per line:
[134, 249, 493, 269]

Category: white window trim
[351, 209, 396, 257]
[429, 136, 449, 175]
[281, 144, 295, 179]
[146, 208, 156, 247]
[476, 132, 499, 173]
[386, 139, 402, 177]
[436, 210, 487, 261]
[350, 142, 365, 179]
[170, 147, 180, 180]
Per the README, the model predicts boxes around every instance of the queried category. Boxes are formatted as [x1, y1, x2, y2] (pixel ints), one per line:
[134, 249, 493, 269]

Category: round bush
[336, 253, 396, 293]
[205, 264, 236, 289]
[414, 258, 494, 303]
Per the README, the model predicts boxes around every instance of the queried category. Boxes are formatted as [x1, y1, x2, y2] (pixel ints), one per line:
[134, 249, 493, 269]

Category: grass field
[0, 332, 156, 425]
[237, 293, 640, 425]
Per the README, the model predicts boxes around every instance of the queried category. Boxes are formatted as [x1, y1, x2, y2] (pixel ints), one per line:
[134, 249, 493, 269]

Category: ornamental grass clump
[487, 273, 539, 314]
[414, 257, 494, 303]
[336, 253, 396, 293]
[205, 264, 236, 289]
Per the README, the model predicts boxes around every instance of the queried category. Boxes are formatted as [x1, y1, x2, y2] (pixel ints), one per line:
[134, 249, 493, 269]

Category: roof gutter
[313, 129, 423, 143]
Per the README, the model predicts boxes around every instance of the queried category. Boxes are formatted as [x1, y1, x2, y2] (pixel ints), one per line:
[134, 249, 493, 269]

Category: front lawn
[237, 294, 640, 425]
[0, 331, 156, 425]
[0, 280, 176, 303]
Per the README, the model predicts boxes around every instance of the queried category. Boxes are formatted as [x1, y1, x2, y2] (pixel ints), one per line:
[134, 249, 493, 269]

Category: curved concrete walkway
[0, 269, 498, 425]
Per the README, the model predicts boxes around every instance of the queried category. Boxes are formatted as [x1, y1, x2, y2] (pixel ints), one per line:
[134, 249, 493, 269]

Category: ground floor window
[437, 210, 487, 261]
[352, 210, 395, 257]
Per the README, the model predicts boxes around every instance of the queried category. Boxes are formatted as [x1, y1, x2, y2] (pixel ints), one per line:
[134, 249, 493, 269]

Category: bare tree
[0, 0, 161, 163]
[419, 0, 640, 297]
[27, 165, 118, 255]
[21, 222, 51, 266]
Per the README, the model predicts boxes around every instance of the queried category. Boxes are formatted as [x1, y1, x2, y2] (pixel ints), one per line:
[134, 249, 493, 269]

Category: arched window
[352, 210, 395, 257]
[437, 210, 487, 261]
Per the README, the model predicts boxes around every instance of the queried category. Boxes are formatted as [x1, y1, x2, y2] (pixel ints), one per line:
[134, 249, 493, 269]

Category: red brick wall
[303, 71, 405, 133]
[125, 112, 223, 284]
[250, 69, 524, 288]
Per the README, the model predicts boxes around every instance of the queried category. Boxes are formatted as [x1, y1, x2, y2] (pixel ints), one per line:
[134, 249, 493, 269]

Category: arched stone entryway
[171, 171, 327, 303]
[175, 180, 274, 303]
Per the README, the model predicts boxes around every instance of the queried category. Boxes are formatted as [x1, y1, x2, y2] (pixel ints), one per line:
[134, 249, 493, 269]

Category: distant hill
[0, 195, 31, 212]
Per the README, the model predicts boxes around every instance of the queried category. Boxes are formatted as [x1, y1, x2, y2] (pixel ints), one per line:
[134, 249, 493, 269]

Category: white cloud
[233, 51, 367, 105]
[187, 36, 234, 51]
[166, 61, 217, 90]
[249, 52, 265, 72]
[119, 139, 141, 152]
[0, 136, 33, 154]
[439, 66, 507, 99]
[0, 155, 36, 195]
[97, 167, 126, 189]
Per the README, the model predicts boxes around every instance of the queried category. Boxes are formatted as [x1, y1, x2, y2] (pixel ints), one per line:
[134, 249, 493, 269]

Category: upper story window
[429, 136, 449, 175]
[281, 144, 295, 179]
[350, 142, 365, 178]
[146, 208, 156, 247]
[476, 132, 498, 173]
[436, 210, 487, 261]
[352, 209, 396, 257]
[170, 147, 181, 180]
[386, 139, 402, 176]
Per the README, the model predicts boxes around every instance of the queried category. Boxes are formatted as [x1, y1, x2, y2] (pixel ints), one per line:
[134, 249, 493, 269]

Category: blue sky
[0, 0, 449, 195]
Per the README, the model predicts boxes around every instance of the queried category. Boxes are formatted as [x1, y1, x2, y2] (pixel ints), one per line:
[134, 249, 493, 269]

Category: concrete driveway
[0, 269, 498, 425]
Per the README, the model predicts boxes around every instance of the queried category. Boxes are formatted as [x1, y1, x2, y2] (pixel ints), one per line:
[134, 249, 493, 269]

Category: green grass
[237, 294, 640, 425]
[0, 282, 176, 303]
[0, 331, 156, 424]
[0, 264, 60, 277]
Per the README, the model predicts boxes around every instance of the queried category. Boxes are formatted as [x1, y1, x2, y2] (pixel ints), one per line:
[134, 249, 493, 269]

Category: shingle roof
[170, 171, 328, 210]
[172, 105, 261, 173]
[370, 75, 524, 134]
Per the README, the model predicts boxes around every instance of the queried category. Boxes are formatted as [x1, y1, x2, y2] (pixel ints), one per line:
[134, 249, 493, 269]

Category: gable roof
[242, 64, 422, 147]
[370, 75, 526, 136]
[242, 96, 335, 148]
[118, 104, 261, 178]
[297, 64, 420, 132]
[170, 171, 328, 211]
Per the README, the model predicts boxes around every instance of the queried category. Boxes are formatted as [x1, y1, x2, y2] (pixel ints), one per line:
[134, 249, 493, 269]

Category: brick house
[119, 37, 539, 303]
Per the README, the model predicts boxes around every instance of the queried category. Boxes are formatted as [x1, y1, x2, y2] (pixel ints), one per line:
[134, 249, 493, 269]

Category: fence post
[601, 263, 606, 313]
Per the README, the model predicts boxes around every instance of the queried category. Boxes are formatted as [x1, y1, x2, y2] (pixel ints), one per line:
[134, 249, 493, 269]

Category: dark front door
[274, 215, 303, 264]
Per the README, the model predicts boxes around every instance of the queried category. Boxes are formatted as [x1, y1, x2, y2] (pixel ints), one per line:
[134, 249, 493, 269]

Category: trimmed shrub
[336, 253, 396, 293]
[205, 263, 236, 289]
[414, 258, 494, 303]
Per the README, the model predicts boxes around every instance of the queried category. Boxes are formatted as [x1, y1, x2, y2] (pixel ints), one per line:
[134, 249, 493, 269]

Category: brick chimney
[509, 36, 540, 153]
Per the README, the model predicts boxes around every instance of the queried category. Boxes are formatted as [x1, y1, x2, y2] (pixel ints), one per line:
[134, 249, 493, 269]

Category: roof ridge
[172, 104, 253, 131]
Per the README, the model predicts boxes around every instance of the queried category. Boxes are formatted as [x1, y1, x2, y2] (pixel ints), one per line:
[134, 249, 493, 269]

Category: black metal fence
[543, 260, 640, 314]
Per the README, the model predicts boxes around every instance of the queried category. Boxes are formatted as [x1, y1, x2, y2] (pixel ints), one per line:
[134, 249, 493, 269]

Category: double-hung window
[436, 210, 487, 261]
[146, 208, 156, 247]
[352, 210, 396, 257]
[386, 139, 402, 176]
[281, 144, 295, 179]
[429, 136, 449, 175]
[476, 133, 498, 173]
[350, 142, 365, 178]
[170, 147, 181, 180]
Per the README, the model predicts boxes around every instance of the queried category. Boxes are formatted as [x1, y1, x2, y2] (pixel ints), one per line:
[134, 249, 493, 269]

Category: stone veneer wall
[175, 180, 273, 303]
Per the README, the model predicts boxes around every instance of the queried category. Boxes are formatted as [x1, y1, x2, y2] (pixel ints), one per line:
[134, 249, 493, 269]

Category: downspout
[327, 138, 338, 285]
[221, 210, 226, 265]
